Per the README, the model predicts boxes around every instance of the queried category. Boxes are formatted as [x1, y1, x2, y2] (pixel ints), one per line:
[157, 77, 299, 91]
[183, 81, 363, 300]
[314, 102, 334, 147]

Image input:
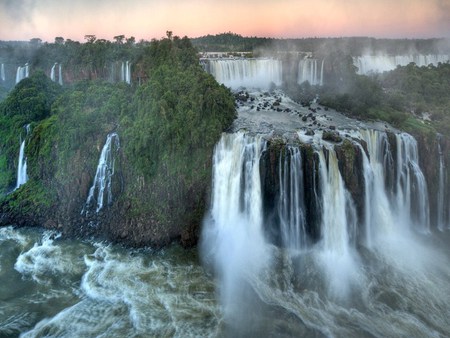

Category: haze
[1, 0, 449, 42]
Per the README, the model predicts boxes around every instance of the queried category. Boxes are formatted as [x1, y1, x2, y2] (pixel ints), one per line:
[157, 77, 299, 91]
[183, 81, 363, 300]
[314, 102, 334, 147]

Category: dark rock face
[334, 140, 366, 243]
[413, 132, 450, 228]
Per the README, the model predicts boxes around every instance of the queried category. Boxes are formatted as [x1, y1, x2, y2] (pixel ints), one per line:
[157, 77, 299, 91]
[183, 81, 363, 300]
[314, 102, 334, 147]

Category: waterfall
[437, 138, 447, 230]
[121, 61, 131, 84]
[126, 61, 131, 84]
[50, 63, 57, 82]
[278, 146, 307, 250]
[16, 63, 29, 84]
[201, 132, 269, 321]
[352, 130, 430, 238]
[355, 130, 395, 246]
[353, 54, 450, 75]
[298, 58, 324, 86]
[51, 63, 63, 85]
[58, 64, 63, 85]
[395, 133, 430, 233]
[207, 58, 282, 90]
[316, 146, 359, 297]
[1, 63, 5, 82]
[82, 133, 120, 214]
[15, 124, 31, 190]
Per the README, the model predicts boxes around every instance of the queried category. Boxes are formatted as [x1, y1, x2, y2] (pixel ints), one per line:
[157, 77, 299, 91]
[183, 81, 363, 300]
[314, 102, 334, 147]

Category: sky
[0, 0, 449, 42]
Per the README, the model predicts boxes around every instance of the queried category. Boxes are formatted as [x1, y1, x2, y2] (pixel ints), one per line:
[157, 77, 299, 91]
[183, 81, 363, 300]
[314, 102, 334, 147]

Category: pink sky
[0, 0, 449, 42]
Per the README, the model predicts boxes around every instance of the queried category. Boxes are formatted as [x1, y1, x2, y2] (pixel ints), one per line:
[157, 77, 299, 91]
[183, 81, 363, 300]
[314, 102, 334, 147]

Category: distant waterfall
[82, 133, 120, 215]
[297, 58, 324, 86]
[50, 63, 57, 82]
[278, 146, 307, 250]
[353, 54, 450, 75]
[121, 61, 131, 84]
[50, 63, 63, 85]
[15, 124, 31, 190]
[207, 58, 282, 90]
[58, 64, 63, 85]
[437, 137, 447, 230]
[16, 63, 29, 84]
[1, 63, 5, 82]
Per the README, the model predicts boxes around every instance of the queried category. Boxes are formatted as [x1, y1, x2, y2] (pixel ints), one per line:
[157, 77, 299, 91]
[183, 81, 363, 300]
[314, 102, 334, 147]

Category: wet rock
[322, 131, 342, 143]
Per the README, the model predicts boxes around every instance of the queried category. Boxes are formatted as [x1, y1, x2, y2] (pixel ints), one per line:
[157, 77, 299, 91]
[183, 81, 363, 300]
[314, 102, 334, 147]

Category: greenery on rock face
[122, 36, 235, 227]
[0, 71, 62, 191]
[0, 34, 236, 246]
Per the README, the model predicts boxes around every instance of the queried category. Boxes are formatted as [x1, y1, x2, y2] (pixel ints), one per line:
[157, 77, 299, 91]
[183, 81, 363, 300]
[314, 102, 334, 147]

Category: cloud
[1, 0, 449, 41]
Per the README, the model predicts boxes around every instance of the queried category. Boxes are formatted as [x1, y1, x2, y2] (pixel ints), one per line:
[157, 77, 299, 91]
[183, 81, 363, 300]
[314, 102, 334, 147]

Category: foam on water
[14, 231, 85, 285]
[17, 237, 219, 338]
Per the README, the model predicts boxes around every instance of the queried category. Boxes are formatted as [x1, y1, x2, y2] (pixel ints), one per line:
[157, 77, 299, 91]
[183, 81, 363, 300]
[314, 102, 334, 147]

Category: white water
[208, 58, 282, 90]
[121, 61, 131, 84]
[356, 129, 396, 246]
[83, 133, 120, 214]
[50, 63, 63, 85]
[200, 126, 447, 335]
[16, 63, 29, 84]
[395, 133, 430, 233]
[437, 138, 447, 230]
[353, 54, 450, 75]
[15, 124, 31, 190]
[50, 63, 57, 82]
[297, 58, 324, 86]
[58, 64, 63, 85]
[1, 63, 5, 81]
[278, 146, 307, 250]
[201, 132, 270, 325]
[316, 146, 360, 298]
[0, 227, 219, 337]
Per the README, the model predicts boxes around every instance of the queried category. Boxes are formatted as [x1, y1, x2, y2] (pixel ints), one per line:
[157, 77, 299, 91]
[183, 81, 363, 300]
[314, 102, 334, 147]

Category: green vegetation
[0, 34, 236, 244]
[0, 71, 61, 190]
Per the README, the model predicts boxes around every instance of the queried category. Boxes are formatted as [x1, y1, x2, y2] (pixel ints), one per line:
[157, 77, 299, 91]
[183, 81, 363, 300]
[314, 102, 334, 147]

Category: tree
[30, 38, 42, 46]
[113, 35, 125, 44]
[84, 35, 96, 43]
[55, 37, 65, 45]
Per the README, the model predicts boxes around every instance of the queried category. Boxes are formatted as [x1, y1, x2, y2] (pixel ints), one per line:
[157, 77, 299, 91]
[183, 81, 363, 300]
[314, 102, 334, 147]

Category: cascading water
[395, 133, 430, 233]
[15, 124, 31, 190]
[50, 63, 63, 85]
[207, 58, 282, 90]
[201, 132, 269, 326]
[82, 133, 120, 215]
[50, 63, 57, 82]
[437, 137, 447, 230]
[355, 129, 395, 246]
[297, 58, 324, 86]
[352, 129, 431, 239]
[58, 64, 63, 85]
[316, 145, 359, 297]
[121, 61, 131, 84]
[353, 54, 450, 75]
[16, 63, 29, 84]
[1, 63, 5, 82]
[278, 146, 307, 251]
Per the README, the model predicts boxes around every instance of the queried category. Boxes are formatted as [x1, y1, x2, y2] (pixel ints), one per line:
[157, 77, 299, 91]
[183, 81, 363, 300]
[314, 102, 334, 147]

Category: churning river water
[1, 226, 450, 337]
